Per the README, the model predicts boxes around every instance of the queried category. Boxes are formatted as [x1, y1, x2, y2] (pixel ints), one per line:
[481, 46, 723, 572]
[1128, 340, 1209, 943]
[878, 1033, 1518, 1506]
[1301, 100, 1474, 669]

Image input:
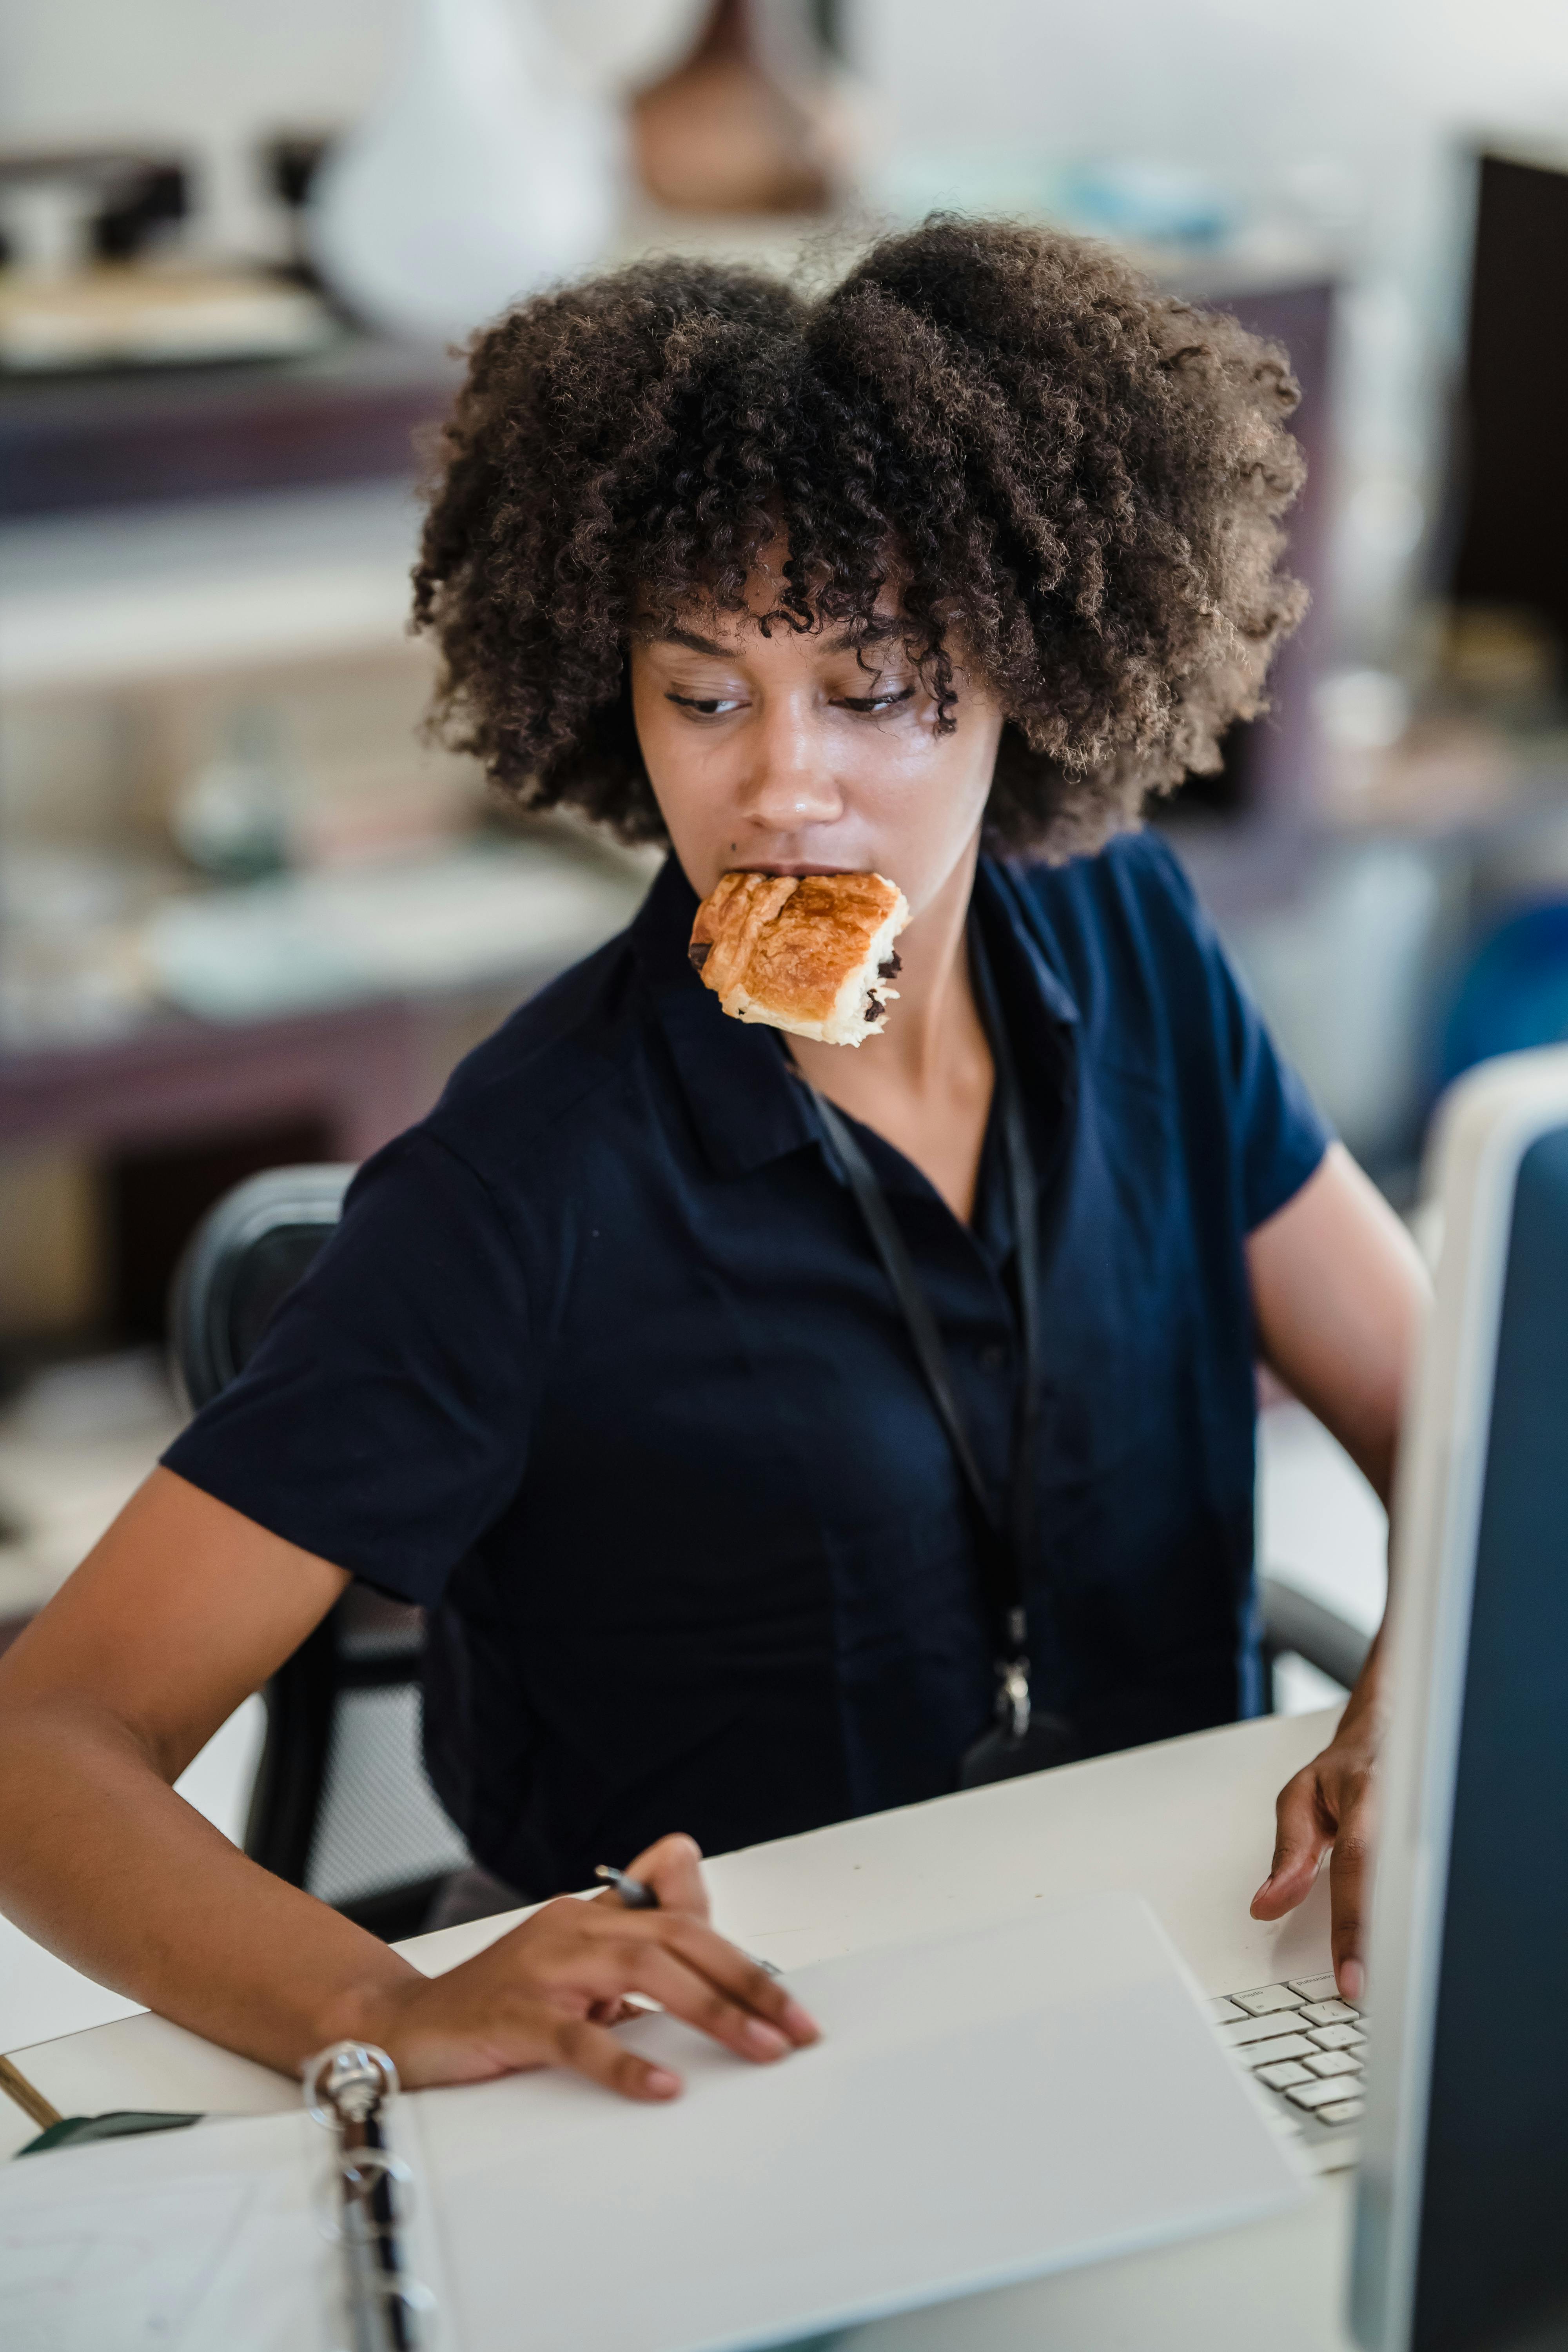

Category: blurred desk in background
[0, 339, 456, 524]
[0, 838, 646, 1361]
[0, 995, 433, 1165]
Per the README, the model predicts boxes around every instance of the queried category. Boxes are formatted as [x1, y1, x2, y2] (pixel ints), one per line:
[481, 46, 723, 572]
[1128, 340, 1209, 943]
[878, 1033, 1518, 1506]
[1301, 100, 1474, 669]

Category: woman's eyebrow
[656, 626, 735, 658]
[651, 618, 904, 659]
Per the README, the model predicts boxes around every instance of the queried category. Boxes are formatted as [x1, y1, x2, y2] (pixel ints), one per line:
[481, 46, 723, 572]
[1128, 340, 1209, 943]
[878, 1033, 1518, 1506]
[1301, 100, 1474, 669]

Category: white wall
[852, 0, 1568, 648]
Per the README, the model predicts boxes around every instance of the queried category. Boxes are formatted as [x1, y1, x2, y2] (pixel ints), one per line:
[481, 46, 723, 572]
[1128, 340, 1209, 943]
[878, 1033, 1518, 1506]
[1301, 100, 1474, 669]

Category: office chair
[1257, 1573, 1370, 1699]
[170, 1165, 472, 1942]
[170, 1167, 1371, 1942]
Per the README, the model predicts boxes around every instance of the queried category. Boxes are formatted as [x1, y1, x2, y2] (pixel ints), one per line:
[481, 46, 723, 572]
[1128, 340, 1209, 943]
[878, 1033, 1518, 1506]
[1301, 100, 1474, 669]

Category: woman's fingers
[1325, 1767, 1375, 2002]
[652, 1914, 818, 2043]
[1250, 1762, 1332, 1920]
[580, 1917, 818, 2055]
[408, 1884, 822, 2095]
[1327, 1813, 1369, 2003]
[550, 2014, 682, 2103]
[523, 1898, 819, 2046]
[1250, 1743, 1375, 2000]
[609, 1941, 799, 2063]
[622, 1831, 710, 1918]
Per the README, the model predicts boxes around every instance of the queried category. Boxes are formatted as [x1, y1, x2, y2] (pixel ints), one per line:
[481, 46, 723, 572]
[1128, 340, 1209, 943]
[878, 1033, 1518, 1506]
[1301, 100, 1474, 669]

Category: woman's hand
[354, 1834, 820, 2100]
[1249, 1657, 1385, 2001]
[1245, 1147, 1428, 2000]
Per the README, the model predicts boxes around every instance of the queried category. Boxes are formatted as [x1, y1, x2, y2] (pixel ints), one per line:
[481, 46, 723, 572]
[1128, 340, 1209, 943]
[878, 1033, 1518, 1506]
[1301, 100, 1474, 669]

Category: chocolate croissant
[688, 871, 909, 1045]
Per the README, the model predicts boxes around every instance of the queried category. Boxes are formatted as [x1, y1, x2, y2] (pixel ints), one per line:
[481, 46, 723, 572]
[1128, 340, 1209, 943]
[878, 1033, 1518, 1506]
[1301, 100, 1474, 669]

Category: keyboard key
[1233, 1985, 1305, 2016]
[1287, 1976, 1339, 2003]
[1254, 2060, 1312, 2089]
[1287, 2077, 1357, 2111]
[1218, 2013, 1316, 2049]
[1305, 2049, 1361, 2079]
[1206, 1997, 1247, 2023]
[1298, 2001, 1357, 2027]
[1308, 2024, 1363, 2052]
[1318, 2098, 1365, 2126]
[1242, 2034, 1315, 2067]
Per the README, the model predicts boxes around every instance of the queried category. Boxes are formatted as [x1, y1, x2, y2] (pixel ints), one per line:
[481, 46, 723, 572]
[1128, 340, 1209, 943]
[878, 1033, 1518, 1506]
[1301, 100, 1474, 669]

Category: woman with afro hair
[0, 219, 1425, 2102]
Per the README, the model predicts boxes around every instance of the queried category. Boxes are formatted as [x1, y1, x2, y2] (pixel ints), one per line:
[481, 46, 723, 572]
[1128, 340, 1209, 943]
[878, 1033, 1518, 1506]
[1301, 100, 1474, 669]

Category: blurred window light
[1059, 159, 1235, 247]
[1316, 664, 1412, 751]
[1343, 473, 1426, 565]
[1276, 153, 1366, 238]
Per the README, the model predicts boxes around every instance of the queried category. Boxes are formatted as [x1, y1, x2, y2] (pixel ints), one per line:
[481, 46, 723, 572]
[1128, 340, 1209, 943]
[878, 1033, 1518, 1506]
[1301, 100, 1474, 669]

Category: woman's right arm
[0, 1468, 815, 2096]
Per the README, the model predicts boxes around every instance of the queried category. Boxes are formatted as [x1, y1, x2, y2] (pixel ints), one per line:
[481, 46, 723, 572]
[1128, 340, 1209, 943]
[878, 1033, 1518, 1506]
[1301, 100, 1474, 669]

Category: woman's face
[629, 558, 1005, 915]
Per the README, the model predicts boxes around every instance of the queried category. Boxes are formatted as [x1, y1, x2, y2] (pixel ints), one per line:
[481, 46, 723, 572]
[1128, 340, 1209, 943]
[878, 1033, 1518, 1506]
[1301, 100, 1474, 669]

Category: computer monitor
[1352, 1044, 1568, 2352]
[1449, 152, 1568, 670]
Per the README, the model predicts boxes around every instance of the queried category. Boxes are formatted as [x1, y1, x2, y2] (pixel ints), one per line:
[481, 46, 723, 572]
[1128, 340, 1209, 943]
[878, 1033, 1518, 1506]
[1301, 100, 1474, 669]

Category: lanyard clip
[996, 1606, 1032, 1741]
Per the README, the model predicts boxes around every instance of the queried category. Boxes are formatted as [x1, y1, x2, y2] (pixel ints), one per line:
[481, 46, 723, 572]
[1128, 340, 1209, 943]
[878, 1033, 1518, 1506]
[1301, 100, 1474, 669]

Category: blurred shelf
[0, 993, 438, 1162]
[0, 479, 423, 692]
[0, 333, 457, 522]
[0, 841, 646, 1157]
[0, 968, 586, 1169]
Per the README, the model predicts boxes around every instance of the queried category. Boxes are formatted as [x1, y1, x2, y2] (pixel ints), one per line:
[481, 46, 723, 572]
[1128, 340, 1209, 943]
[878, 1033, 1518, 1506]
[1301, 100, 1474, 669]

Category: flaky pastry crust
[689, 871, 909, 1046]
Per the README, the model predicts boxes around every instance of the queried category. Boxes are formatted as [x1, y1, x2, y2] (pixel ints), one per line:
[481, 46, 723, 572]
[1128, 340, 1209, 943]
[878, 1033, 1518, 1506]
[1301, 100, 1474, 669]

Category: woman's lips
[726, 862, 860, 877]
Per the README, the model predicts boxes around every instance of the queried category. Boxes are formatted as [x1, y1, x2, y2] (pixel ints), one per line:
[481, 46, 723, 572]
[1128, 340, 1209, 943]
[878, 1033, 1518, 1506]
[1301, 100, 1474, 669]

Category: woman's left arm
[1244, 1141, 1431, 1997]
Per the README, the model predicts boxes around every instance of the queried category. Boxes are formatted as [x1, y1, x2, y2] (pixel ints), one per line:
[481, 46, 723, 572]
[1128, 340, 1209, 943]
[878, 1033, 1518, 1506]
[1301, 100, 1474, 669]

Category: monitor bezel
[1351, 1043, 1568, 2350]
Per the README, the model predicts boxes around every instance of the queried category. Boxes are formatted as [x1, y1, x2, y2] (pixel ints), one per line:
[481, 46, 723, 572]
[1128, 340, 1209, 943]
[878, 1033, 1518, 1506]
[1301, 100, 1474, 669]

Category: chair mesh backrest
[172, 1165, 469, 1927]
[309, 1680, 470, 1905]
[303, 1582, 470, 1913]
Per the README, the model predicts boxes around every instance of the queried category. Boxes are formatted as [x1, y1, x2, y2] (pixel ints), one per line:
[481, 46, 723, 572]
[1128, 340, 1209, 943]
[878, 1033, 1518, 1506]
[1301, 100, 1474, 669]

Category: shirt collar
[630, 851, 1080, 1181]
[632, 856, 819, 1178]
[971, 858, 1082, 1040]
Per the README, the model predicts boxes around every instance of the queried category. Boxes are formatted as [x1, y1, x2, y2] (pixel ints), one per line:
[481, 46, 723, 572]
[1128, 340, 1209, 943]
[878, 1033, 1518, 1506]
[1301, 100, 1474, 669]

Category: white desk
[4, 1706, 1357, 2349]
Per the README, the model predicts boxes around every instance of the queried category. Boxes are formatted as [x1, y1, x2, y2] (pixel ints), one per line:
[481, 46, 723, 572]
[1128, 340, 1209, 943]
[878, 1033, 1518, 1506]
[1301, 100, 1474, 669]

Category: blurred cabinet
[0, 339, 456, 522]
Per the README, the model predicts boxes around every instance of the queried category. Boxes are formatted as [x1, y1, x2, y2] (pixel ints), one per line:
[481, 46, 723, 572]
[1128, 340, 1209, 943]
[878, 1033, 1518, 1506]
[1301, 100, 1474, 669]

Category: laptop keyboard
[1208, 1973, 1365, 2170]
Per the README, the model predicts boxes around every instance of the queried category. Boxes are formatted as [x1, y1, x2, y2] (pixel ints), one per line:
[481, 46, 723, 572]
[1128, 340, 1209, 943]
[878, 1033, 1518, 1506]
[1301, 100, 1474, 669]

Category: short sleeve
[161, 1130, 537, 1605]
[1136, 833, 1334, 1231]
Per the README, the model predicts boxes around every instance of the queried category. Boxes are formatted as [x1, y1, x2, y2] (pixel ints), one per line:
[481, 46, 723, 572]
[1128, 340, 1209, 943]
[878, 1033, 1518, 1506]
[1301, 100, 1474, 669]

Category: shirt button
[979, 1342, 1008, 1371]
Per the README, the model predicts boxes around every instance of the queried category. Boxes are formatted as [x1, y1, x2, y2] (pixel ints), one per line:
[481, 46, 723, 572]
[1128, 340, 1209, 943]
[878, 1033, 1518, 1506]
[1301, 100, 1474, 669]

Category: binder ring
[304, 2040, 401, 2130]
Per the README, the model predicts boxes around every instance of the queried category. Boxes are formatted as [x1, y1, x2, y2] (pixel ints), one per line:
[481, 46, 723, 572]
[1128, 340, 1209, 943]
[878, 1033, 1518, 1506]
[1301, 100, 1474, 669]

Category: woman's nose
[741, 704, 843, 832]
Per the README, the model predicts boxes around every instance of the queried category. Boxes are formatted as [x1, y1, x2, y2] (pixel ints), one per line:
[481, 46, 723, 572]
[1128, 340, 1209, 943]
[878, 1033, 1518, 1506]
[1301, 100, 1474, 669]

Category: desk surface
[5, 1706, 1356, 2350]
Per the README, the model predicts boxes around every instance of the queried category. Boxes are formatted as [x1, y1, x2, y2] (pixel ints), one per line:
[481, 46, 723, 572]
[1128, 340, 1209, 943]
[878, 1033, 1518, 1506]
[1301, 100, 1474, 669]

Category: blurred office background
[2, 0, 1567, 2014]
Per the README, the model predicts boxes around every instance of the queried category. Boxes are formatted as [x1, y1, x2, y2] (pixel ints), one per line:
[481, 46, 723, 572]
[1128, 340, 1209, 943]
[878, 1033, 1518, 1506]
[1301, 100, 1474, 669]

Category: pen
[594, 1862, 659, 1908]
[594, 1862, 783, 1974]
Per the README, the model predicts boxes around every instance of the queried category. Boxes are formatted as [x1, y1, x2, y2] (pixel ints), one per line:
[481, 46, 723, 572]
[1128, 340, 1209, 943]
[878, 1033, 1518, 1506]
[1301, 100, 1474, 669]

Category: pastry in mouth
[688, 871, 910, 1045]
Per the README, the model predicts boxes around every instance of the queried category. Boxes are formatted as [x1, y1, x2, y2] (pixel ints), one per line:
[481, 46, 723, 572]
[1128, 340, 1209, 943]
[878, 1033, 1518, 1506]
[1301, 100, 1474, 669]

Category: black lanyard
[810, 954, 1078, 1778]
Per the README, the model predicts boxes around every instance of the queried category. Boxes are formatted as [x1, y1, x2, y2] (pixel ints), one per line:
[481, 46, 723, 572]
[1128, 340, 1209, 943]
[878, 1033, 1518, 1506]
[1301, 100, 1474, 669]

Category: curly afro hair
[413, 214, 1307, 858]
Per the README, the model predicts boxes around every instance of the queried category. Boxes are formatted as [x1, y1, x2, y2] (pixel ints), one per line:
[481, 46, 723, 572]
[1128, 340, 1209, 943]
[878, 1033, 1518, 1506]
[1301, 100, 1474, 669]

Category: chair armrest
[1259, 1574, 1372, 1694]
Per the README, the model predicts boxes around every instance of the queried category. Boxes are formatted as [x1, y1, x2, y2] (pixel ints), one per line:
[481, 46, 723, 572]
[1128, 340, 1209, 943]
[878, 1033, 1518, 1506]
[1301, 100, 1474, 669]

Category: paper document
[417, 1890, 1306, 2352]
[0, 2103, 443, 2352]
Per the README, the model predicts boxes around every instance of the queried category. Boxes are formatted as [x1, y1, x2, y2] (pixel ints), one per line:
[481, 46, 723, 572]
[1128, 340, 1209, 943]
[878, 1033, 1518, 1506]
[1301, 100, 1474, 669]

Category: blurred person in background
[0, 219, 1425, 2095]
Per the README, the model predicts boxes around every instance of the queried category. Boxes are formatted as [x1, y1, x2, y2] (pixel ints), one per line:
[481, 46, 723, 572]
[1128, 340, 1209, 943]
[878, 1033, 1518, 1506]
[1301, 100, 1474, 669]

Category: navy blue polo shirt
[163, 833, 1329, 1897]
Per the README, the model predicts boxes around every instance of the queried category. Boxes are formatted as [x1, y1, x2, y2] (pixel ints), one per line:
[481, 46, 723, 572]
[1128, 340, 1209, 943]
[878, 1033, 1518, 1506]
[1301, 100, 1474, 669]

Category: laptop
[1348, 1044, 1568, 2351]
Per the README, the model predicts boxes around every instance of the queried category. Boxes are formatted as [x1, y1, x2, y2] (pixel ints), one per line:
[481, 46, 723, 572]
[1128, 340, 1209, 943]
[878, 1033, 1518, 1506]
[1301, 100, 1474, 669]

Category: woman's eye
[667, 693, 746, 717]
[838, 685, 916, 715]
